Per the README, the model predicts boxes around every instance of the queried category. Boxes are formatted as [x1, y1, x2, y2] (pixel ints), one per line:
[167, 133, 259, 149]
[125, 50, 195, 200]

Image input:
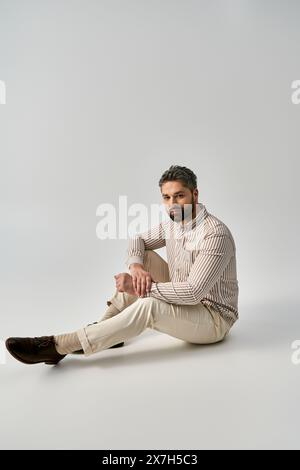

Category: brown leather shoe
[5, 335, 66, 365]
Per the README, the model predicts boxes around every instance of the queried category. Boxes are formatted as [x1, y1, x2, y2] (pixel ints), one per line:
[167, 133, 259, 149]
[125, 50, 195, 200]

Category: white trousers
[76, 250, 231, 356]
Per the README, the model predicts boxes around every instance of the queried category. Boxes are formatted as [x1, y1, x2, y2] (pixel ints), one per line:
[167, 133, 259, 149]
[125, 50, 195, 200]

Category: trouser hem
[76, 328, 94, 356]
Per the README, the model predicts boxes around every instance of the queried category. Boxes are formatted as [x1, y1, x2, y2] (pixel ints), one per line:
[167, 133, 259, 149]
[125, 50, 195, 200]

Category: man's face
[161, 181, 198, 223]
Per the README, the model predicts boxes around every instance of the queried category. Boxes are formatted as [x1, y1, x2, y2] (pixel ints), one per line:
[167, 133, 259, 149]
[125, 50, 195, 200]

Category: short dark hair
[159, 165, 197, 192]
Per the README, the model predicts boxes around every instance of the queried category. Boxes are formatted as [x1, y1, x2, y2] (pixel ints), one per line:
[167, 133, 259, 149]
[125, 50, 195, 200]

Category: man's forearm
[125, 222, 167, 270]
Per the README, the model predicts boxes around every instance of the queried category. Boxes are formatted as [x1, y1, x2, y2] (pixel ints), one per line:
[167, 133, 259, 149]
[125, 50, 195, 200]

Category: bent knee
[136, 296, 155, 306]
[134, 296, 156, 328]
[144, 249, 158, 261]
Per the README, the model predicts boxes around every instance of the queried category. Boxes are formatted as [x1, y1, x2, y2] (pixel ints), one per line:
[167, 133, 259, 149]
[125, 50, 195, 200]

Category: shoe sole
[5, 339, 62, 365]
[71, 342, 125, 354]
[109, 342, 124, 348]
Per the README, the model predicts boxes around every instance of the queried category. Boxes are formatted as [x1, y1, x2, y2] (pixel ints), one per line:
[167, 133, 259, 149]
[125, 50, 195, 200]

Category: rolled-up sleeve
[125, 222, 166, 269]
[149, 234, 233, 305]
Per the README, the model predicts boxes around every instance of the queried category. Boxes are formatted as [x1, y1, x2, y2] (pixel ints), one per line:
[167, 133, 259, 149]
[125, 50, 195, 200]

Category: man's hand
[129, 264, 153, 297]
[114, 265, 153, 298]
[114, 273, 139, 297]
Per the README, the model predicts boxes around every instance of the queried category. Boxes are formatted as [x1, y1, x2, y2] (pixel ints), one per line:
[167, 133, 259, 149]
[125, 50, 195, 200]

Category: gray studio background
[0, 0, 299, 450]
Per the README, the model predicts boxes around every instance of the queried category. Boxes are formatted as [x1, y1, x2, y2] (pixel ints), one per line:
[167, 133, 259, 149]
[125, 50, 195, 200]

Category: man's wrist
[129, 263, 144, 270]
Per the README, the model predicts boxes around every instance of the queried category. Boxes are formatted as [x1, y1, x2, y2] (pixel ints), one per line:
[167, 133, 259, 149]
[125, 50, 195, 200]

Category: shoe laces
[34, 336, 53, 348]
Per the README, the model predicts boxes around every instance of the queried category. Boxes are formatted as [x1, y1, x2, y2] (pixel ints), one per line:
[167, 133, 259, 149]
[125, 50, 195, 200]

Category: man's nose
[170, 200, 179, 207]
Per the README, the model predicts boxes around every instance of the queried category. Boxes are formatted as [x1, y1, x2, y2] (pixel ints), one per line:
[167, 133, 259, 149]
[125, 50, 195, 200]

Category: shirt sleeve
[148, 234, 233, 305]
[125, 221, 167, 269]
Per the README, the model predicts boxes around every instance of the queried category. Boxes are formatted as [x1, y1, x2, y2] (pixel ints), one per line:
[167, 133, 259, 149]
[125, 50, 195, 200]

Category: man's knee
[143, 249, 157, 273]
[136, 296, 155, 307]
[144, 250, 169, 282]
[134, 296, 156, 327]
[144, 249, 156, 261]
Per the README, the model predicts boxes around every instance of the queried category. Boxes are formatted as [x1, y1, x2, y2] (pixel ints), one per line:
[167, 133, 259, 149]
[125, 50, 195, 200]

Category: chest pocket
[182, 248, 192, 262]
[180, 248, 193, 277]
[185, 237, 201, 265]
[183, 245, 201, 272]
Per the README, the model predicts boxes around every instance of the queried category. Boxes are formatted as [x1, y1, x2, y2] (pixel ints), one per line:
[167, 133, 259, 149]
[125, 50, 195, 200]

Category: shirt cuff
[126, 255, 144, 269]
[148, 281, 163, 299]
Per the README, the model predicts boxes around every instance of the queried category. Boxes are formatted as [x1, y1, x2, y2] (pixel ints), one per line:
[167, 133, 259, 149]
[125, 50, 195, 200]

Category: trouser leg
[99, 249, 170, 322]
[76, 295, 231, 357]
[75, 248, 230, 356]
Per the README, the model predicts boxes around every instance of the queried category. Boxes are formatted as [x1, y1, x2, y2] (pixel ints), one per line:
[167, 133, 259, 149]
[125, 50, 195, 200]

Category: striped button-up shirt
[125, 202, 239, 327]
